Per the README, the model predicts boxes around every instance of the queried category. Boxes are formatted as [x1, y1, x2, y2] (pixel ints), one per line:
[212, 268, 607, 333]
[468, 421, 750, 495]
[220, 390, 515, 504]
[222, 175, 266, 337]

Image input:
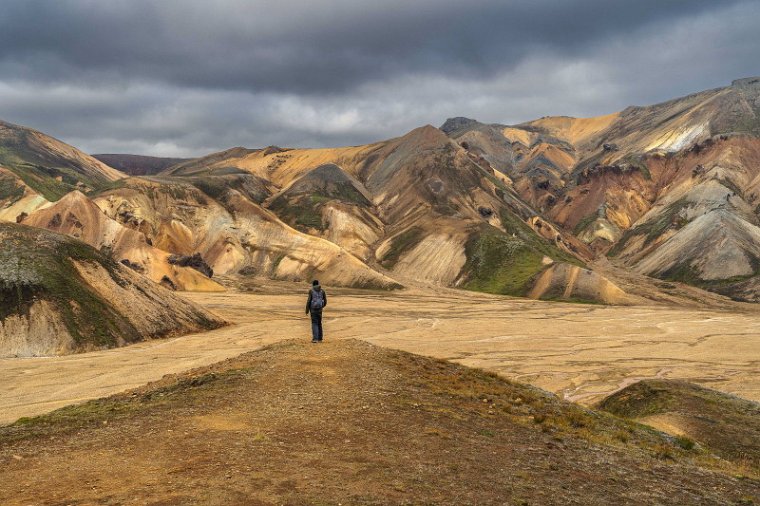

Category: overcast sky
[0, 0, 758, 157]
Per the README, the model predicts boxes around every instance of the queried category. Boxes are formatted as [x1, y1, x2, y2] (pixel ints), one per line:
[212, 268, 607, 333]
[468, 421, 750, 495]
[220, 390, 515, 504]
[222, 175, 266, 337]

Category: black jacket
[306, 287, 327, 314]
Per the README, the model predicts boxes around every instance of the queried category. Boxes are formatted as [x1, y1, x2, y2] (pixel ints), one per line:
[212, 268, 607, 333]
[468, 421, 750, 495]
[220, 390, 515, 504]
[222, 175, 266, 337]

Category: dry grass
[1, 340, 757, 505]
[598, 379, 760, 477]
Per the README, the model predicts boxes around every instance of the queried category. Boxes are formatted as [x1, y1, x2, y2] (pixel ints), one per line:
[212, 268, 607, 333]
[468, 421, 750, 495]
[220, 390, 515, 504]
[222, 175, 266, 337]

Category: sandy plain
[1, 283, 759, 425]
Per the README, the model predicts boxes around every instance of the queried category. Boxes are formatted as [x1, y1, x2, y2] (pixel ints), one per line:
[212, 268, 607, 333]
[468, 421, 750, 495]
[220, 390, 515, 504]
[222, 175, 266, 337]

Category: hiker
[305, 280, 327, 343]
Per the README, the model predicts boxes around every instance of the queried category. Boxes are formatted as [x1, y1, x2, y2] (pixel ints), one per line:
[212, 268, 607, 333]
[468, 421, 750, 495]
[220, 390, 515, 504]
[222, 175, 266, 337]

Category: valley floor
[1, 283, 759, 425]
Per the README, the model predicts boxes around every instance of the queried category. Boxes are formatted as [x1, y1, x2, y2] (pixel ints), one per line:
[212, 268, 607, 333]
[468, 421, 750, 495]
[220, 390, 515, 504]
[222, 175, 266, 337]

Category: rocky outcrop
[168, 253, 214, 278]
[440, 117, 482, 135]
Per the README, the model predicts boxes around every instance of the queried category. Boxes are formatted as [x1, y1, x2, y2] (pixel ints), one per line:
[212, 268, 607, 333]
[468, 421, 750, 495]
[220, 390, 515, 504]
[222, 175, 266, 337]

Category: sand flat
[1, 287, 759, 425]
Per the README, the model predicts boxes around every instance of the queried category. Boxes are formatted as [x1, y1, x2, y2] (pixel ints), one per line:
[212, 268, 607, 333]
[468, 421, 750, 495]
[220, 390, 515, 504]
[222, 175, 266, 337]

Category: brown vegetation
[1, 340, 757, 505]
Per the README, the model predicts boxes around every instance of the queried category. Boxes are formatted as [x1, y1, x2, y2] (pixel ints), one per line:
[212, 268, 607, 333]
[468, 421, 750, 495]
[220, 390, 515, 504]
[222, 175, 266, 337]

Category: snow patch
[646, 122, 708, 152]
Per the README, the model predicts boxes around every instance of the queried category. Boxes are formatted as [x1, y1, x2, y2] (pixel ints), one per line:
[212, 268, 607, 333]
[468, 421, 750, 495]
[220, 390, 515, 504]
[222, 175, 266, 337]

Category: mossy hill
[598, 379, 760, 470]
[0, 222, 222, 354]
[0, 222, 142, 347]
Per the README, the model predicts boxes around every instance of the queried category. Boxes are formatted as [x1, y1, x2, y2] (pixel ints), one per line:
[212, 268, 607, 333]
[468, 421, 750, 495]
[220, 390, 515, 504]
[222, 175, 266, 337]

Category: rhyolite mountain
[153, 125, 597, 297]
[2, 78, 760, 303]
[444, 77, 760, 301]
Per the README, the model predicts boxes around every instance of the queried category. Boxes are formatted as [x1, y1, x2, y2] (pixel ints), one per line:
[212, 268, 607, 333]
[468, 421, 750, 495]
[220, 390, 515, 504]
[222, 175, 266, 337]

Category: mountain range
[2, 77, 760, 355]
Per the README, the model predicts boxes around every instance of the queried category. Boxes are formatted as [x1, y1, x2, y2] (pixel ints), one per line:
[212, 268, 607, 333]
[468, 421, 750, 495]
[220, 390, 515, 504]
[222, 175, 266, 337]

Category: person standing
[305, 280, 327, 343]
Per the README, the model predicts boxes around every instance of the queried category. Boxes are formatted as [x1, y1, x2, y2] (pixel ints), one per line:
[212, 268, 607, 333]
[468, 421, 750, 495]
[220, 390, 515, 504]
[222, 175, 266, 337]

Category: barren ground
[2, 282, 759, 425]
[1, 340, 758, 505]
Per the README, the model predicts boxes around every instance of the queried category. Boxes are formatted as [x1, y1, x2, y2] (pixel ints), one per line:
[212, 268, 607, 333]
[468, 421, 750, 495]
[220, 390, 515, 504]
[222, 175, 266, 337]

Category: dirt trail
[1, 340, 757, 505]
[2, 284, 760, 425]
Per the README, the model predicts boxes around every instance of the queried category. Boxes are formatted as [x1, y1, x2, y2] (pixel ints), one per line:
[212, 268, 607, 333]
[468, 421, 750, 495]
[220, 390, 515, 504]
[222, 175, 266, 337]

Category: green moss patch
[461, 227, 544, 296]
[573, 213, 598, 236]
[499, 209, 582, 266]
[0, 173, 25, 205]
[5, 164, 93, 201]
[460, 209, 583, 296]
[189, 173, 270, 204]
[268, 166, 372, 233]
[269, 196, 324, 231]
[658, 261, 703, 285]
[660, 256, 760, 301]
[621, 155, 652, 180]
[609, 199, 690, 256]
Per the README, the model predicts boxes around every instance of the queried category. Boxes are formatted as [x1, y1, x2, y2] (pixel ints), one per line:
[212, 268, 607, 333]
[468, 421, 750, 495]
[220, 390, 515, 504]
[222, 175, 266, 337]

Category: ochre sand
[1, 286, 759, 425]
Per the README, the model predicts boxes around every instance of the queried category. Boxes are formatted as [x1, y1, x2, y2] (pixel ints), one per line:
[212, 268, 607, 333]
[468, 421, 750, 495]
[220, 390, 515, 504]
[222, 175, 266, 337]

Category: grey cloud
[0, 0, 745, 94]
[0, 0, 758, 156]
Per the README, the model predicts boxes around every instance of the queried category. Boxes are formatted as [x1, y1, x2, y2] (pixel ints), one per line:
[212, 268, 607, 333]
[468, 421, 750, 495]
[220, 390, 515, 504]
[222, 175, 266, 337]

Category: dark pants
[310, 310, 323, 341]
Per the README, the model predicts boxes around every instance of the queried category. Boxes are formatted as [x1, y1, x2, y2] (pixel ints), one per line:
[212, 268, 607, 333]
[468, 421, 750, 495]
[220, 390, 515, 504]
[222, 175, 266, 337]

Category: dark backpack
[310, 289, 325, 310]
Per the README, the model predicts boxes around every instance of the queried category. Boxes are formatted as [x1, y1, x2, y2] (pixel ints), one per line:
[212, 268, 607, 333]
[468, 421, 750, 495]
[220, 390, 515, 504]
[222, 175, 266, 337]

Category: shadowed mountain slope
[93, 154, 191, 176]
[1, 340, 757, 504]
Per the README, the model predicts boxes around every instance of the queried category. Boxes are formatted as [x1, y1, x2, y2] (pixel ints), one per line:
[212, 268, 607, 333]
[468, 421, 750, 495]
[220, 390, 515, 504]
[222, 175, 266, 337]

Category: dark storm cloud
[0, 0, 758, 156]
[0, 0, 743, 93]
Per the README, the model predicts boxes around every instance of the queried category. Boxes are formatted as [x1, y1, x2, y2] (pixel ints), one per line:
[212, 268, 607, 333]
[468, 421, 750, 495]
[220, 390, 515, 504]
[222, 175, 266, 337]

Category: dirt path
[2, 285, 760, 425]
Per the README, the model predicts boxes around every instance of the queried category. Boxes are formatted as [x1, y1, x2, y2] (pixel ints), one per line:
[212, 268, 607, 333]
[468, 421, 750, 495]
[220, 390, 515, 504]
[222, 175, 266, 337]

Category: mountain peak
[440, 117, 481, 135]
[731, 76, 760, 88]
[395, 124, 449, 146]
